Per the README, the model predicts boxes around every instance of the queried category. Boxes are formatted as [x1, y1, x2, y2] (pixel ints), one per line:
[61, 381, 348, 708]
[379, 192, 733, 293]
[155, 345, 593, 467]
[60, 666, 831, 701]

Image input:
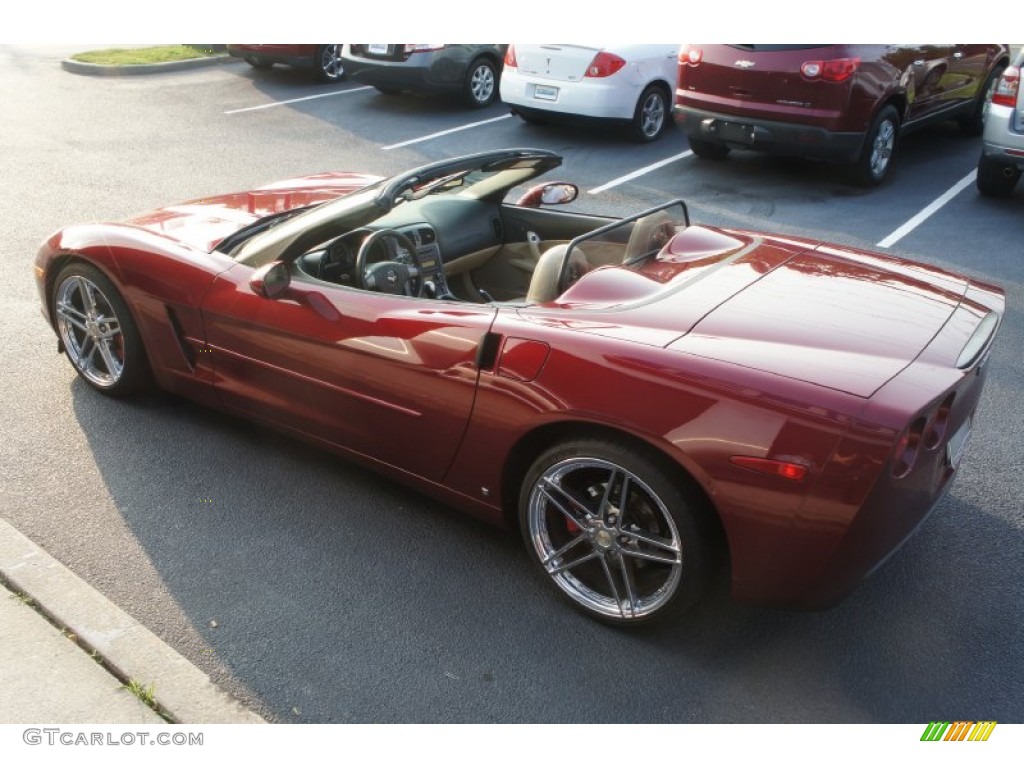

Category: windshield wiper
[214, 205, 315, 254]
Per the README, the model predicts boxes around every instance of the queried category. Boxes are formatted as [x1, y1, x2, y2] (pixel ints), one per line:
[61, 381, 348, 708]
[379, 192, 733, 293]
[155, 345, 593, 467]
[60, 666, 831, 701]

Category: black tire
[628, 85, 670, 143]
[518, 437, 716, 625]
[852, 105, 900, 186]
[517, 112, 549, 126]
[976, 153, 1021, 197]
[315, 44, 345, 83]
[463, 57, 498, 108]
[688, 137, 731, 160]
[960, 64, 1005, 137]
[244, 54, 272, 70]
[52, 263, 150, 397]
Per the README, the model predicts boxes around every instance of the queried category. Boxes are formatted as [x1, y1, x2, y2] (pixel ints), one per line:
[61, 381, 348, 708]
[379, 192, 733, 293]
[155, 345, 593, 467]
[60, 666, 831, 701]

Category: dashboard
[296, 195, 504, 296]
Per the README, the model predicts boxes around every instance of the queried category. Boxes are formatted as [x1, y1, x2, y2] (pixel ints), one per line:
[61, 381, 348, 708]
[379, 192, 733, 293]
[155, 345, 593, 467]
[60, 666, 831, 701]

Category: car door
[885, 44, 954, 125]
[200, 262, 498, 482]
[946, 44, 997, 106]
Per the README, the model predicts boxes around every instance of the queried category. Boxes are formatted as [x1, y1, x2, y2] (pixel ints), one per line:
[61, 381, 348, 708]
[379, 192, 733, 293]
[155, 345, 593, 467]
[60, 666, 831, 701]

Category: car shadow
[68, 370, 1023, 723]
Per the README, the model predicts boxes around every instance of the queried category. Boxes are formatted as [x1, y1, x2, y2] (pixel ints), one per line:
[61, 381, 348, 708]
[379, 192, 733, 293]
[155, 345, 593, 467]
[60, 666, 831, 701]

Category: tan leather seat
[623, 211, 676, 263]
[525, 243, 590, 304]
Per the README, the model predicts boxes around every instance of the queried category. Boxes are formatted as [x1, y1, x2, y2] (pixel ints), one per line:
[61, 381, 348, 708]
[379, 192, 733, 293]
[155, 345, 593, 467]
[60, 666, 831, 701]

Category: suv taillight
[678, 45, 702, 66]
[504, 45, 517, 68]
[992, 66, 1020, 108]
[801, 57, 860, 82]
[585, 51, 626, 78]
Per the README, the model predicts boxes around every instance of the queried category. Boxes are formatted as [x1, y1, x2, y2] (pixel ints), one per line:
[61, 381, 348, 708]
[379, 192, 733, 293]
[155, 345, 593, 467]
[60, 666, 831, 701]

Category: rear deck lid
[514, 44, 602, 82]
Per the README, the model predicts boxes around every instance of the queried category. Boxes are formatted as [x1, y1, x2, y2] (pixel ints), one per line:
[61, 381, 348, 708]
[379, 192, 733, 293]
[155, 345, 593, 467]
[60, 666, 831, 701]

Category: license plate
[367, 44, 389, 55]
[715, 120, 754, 145]
[534, 84, 558, 101]
[946, 418, 972, 469]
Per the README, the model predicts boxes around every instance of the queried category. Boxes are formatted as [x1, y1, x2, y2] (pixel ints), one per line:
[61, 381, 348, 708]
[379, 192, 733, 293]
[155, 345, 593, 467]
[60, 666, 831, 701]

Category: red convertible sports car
[34, 149, 1004, 625]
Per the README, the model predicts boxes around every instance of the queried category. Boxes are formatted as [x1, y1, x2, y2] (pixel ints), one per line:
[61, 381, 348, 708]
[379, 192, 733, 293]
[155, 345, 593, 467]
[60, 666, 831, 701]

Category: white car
[977, 49, 1023, 197]
[499, 44, 679, 142]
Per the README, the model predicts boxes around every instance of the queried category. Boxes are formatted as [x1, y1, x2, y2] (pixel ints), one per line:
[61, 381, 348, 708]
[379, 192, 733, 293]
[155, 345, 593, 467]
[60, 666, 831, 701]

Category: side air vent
[492, 217, 504, 241]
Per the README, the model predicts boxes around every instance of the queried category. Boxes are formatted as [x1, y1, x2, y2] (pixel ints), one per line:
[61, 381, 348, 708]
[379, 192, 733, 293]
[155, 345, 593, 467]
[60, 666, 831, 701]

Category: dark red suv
[673, 44, 1010, 185]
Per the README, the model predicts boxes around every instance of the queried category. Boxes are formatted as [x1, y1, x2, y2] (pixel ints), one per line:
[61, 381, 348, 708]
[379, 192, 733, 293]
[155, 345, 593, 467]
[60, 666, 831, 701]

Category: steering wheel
[354, 229, 425, 297]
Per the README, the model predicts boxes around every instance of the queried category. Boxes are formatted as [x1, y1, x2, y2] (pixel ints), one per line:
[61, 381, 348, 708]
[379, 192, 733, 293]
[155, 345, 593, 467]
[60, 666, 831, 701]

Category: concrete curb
[61, 54, 235, 77]
[0, 517, 265, 724]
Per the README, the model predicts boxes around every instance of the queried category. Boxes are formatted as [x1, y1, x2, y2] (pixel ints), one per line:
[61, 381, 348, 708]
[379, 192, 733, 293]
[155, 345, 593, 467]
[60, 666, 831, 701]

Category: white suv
[977, 50, 1024, 196]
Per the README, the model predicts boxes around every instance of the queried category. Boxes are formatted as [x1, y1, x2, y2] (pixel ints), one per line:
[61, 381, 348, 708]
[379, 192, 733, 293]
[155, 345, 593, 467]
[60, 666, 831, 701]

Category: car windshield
[233, 149, 563, 267]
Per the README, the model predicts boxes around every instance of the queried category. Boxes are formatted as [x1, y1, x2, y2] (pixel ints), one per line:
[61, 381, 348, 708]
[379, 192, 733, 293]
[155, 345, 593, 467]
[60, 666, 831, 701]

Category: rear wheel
[852, 105, 899, 186]
[688, 137, 731, 160]
[976, 154, 1021, 196]
[463, 58, 498, 107]
[629, 85, 670, 143]
[53, 263, 149, 396]
[315, 45, 345, 83]
[960, 64, 1005, 136]
[519, 438, 715, 625]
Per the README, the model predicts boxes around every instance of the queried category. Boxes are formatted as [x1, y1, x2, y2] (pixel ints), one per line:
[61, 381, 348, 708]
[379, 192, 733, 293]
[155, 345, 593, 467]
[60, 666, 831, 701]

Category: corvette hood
[668, 243, 968, 397]
[123, 172, 382, 252]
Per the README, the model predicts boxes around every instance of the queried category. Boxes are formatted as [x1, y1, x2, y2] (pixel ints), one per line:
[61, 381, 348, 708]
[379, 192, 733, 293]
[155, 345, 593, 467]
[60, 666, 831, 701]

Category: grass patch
[122, 679, 158, 708]
[71, 45, 222, 66]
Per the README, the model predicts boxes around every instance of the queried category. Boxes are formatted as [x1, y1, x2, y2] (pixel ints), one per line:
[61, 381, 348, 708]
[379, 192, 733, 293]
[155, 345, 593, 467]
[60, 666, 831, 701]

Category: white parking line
[877, 170, 977, 248]
[381, 114, 513, 150]
[224, 86, 373, 115]
[587, 151, 694, 194]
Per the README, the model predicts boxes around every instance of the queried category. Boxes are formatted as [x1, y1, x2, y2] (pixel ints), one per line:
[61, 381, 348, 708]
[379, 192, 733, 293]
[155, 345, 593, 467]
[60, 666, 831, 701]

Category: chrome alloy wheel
[869, 117, 896, 178]
[469, 62, 496, 105]
[55, 275, 125, 388]
[639, 91, 666, 138]
[526, 457, 683, 620]
[319, 45, 344, 81]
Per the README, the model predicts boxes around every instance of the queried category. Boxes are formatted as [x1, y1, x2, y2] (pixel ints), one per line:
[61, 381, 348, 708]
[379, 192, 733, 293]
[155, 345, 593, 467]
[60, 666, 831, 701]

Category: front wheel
[315, 45, 345, 83]
[53, 263, 150, 396]
[852, 105, 900, 186]
[628, 85, 669, 143]
[463, 58, 498, 107]
[519, 438, 715, 625]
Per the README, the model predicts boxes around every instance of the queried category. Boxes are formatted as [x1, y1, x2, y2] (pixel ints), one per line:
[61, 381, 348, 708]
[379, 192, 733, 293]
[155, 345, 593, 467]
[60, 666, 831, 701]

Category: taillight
[801, 57, 860, 82]
[891, 416, 926, 478]
[403, 44, 445, 54]
[585, 51, 626, 78]
[923, 393, 955, 451]
[992, 66, 1020, 108]
[678, 44, 703, 66]
[504, 45, 517, 68]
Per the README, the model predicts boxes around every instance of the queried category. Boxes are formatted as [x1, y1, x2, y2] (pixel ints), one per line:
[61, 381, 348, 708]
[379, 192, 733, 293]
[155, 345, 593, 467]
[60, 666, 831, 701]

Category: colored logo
[921, 721, 997, 741]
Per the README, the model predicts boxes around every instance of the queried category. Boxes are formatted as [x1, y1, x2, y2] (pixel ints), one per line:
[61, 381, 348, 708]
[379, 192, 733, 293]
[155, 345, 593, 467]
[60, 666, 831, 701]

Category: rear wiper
[215, 205, 314, 254]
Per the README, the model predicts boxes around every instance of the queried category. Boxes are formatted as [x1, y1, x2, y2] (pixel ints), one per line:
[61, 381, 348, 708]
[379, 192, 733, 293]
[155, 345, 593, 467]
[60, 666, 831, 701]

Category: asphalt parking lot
[2, 45, 1022, 724]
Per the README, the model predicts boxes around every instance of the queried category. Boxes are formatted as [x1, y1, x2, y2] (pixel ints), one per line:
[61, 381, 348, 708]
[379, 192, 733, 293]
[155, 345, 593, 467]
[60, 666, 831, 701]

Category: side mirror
[540, 182, 579, 205]
[250, 260, 291, 299]
[515, 182, 580, 208]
